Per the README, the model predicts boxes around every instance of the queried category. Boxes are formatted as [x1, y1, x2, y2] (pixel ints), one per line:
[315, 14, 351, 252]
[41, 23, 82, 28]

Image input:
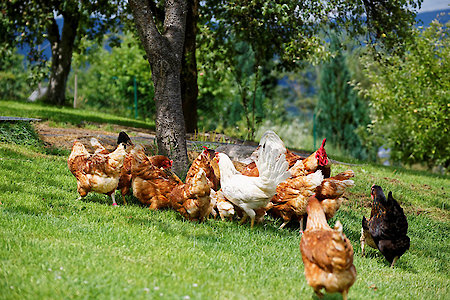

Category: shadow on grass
[1, 100, 154, 130]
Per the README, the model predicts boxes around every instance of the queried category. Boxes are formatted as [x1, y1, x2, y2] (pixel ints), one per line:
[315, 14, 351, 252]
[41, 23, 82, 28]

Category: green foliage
[0, 135, 449, 299]
[0, 0, 125, 103]
[196, 0, 420, 140]
[0, 51, 32, 100]
[69, 33, 155, 120]
[316, 35, 372, 160]
[357, 20, 450, 169]
[197, 32, 285, 140]
[0, 122, 42, 148]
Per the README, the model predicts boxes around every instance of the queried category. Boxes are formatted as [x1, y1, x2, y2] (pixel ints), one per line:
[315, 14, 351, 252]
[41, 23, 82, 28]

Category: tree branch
[129, 0, 164, 58]
[46, 16, 60, 46]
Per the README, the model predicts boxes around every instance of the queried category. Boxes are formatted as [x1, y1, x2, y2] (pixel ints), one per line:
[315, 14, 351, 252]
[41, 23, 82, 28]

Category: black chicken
[360, 185, 410, 267]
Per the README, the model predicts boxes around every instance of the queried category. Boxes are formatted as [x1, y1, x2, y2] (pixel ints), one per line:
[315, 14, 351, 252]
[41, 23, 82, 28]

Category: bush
[357, 20, 449, 169]
[0, 51, 32, 100]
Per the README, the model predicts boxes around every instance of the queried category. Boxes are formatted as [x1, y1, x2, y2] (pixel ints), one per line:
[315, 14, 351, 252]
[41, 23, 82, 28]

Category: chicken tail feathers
[90, 137, 104, 149]
[130, 144, 147, 163]
[256, 141, 290, 190]
[362, 216, 369, 230]
[118, 131, 133, 148]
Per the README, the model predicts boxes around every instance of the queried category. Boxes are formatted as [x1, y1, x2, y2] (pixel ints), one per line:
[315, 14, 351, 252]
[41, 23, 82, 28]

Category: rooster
[361, 185, 410, 267]
[67, 140, 128, 206]
[267, 170, 324, 230]
[215, 130, 290, 228]
[290, 138, 330, 178]
[300, 196, 357, 300]
[129, 144, 182, 210]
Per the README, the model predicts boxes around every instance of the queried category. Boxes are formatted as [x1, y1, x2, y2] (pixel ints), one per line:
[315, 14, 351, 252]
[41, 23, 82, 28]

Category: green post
[133, 76, 138, 119]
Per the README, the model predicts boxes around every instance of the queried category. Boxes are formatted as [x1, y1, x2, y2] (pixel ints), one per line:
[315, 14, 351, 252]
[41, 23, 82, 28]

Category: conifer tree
[316, 35, 370, 159]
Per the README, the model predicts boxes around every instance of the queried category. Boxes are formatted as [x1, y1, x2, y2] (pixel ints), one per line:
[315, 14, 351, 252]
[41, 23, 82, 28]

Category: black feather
[117, 131, 133, 148]
[364, 185, 410, 265]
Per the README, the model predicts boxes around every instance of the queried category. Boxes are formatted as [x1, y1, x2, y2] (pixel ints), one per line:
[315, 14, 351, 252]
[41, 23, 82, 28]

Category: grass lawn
[0, 99, 154, 130]
[0, 112, 449, 299]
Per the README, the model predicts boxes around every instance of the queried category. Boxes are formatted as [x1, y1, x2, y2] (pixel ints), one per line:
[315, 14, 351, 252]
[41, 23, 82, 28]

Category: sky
[419, 0, 449, 12]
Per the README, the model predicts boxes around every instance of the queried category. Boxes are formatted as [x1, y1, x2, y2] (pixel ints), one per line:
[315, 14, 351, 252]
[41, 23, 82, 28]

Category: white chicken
[215, 130, 290, 228]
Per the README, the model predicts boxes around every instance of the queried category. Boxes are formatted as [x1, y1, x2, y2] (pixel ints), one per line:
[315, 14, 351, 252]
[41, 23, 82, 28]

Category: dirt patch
[31, 121, 352, 164]
[34, 121, 158, 152]
[32, 121, 260, 161]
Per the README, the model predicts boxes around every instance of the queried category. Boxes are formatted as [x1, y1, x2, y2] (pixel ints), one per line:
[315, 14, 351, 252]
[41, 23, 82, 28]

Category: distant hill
[416, 8, 450, 25]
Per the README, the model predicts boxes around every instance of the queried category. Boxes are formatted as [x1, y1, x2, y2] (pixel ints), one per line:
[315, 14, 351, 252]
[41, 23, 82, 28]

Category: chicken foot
[390, 256, 399, 268]
[109, 192, 118, 206]
[342, 289, 349, 300]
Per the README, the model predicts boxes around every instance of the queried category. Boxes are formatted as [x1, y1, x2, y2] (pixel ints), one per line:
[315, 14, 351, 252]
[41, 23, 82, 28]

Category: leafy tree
[199, 0, 422, 139]
[196, 35, 285, 139]
[1, 0, 124, 105]
[0, 51, 32, 100]
[69, 33, 155, 120]
[315, 35, 371, 160]
[357, 20, 450, 169]
[129, 0, 189, 175]
[127, 0, 421, 172]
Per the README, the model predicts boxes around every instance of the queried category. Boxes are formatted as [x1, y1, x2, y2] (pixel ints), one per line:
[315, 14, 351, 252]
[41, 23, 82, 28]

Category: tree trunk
[45, 12, 79, 106]
[181, 0, 199, 133]
[130, 0, 189, 176]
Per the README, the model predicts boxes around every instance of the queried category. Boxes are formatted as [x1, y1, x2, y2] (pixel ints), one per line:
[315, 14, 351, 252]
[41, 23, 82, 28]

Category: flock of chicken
[67, 130, 410, 300]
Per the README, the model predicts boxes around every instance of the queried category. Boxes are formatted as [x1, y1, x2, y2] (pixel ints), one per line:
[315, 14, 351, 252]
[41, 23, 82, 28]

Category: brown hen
[168, 168, 211, 222]
[67, 140, 127, 205]
[116, 132, 174, 204]
[315, 170, 355, 219]
[129, 144, 182, 210]
[300, 196, 356, 300]
[267, 170, 324, 229]
[168, 149, 216, 221]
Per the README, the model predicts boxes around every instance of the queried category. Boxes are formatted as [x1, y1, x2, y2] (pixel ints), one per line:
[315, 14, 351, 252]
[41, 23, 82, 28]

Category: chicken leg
[390, 256, 399, 268]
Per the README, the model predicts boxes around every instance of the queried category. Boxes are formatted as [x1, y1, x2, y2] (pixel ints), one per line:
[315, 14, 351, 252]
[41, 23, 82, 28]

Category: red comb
[316, 138, 328, 166]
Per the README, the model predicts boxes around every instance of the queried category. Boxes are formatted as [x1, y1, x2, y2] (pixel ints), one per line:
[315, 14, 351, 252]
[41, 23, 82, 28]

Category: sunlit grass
[0, 99, 154, 130]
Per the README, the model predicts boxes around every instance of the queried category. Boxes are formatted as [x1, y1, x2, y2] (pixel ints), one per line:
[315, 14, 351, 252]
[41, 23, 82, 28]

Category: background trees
[70, 33, 155, 120]
[357, 20, 449, 168]
[1, 0, 124, 106]
[316, 35, 371, 160]
[4, 0, 447, 172]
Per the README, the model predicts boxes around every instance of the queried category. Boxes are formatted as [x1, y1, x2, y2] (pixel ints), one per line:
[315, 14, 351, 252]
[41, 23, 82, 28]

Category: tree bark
[181, 0, 199, 133]
[129, 0, 189, 176]
[45, 12, 79, 106]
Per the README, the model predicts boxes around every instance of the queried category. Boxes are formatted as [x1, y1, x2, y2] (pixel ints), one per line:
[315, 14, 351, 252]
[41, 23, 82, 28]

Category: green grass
[0, 99, 154, 130]
[0, 120, 449, 299]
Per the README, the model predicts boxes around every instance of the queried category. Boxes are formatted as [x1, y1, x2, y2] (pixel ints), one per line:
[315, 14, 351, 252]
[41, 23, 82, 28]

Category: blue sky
[419, 0, 449, 12]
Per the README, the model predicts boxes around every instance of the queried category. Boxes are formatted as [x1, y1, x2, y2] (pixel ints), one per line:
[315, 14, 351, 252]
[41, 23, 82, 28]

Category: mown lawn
[0, 99, 154, 130]
[0, 118, 449, 299]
